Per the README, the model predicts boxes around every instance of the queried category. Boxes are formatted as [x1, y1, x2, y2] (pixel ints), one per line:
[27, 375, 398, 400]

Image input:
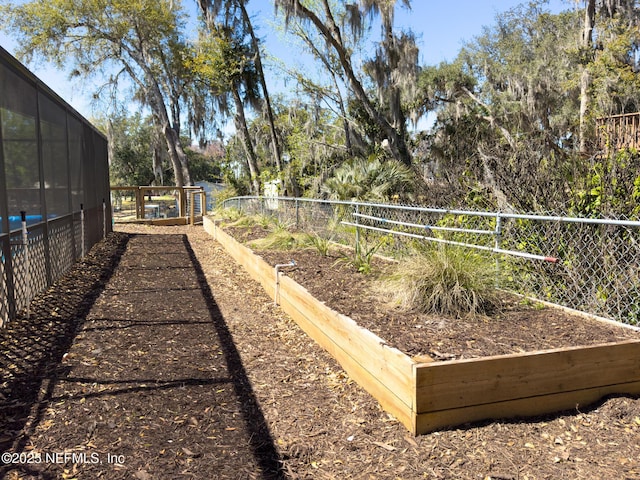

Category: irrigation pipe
[223, 196, 640, 227]
[341, 221, 560, 263]
[351, 212, 495, 236]
[274, 260, 297, 306]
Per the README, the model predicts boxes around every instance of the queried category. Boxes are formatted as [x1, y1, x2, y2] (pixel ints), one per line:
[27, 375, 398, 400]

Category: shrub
[269, 216, 294, 232]
[216, 207, 244, 222]
[225, 214, 260, 227]
[321, 155, 415, 202]
[379, 244, 500, 317]
[221, 212, 280, 230]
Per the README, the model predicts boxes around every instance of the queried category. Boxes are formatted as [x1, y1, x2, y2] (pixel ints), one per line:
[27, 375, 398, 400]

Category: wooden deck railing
[596, 112, 640, 153]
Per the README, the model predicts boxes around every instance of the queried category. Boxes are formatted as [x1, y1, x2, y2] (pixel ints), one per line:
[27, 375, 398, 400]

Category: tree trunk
[462, 87, 517, 150]
[579, 68, 591, 153]
[287, 0, 411, 165]
[239, 2, 282, 173]
[133, 61, 191, 187]
[162, 124, 186, 187]
[298, 28, 353, 155]
[382, 18, 407, 144]
[168, 87, 192, 186]
[106, 120, 115, 167]
[478, 149, 513, 212]
[232, 87, 261, 194]
[335, 72, 353, 155]
[579, 0, 596, 154]
[152, 146, 163, 185]
[327, 8, 409, 164]
[154, 102, 191, 186]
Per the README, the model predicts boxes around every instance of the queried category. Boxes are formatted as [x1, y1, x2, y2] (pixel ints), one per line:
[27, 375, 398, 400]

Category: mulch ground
[1, 223, 640, 479]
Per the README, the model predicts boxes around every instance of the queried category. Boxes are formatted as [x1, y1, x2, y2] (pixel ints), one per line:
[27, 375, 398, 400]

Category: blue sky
[0, 0, 574, 122]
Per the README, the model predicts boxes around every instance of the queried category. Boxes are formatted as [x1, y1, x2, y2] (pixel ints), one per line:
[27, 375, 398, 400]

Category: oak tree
[2, 0, 194, 186]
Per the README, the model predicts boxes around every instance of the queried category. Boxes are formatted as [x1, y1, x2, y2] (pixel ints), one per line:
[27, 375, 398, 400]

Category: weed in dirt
[226, 214, 265, 228]
[226, 211, 295, 232]
[304, 233, 333, 256]
[216, 206, 244, 222]
[518, 296, 547, 310]
[337, 236, 389, 274]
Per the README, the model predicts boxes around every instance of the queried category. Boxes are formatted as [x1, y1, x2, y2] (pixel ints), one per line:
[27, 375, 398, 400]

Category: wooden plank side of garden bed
[277, 274, 415, 430]
[414, 340, 640, 432]
[204, 217, 416, 432]
[415, 380, 640, 434]
[416, 340, 640, 411]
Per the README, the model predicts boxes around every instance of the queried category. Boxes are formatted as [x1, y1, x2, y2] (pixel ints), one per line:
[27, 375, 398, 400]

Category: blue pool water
[0, 214, 56, 234]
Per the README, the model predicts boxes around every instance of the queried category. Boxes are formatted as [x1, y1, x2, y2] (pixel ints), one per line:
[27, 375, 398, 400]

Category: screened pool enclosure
[0, 46, 112, 326]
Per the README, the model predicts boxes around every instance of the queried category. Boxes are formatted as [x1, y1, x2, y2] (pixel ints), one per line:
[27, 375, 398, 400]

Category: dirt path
[1, 224, 640, 479]
[1, 227, 282, 479]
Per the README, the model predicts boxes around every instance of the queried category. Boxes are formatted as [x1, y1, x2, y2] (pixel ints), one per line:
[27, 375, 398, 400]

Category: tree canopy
[2, 0, 640, 215]
[2, 0, 194, 185]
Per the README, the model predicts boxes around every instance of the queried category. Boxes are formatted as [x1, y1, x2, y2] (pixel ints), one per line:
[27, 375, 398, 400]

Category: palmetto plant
[321, 155, 414, 202]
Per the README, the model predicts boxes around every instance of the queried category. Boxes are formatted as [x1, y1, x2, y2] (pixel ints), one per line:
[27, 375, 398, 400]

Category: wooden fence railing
[110, 186, 206, 225]
[596, 112, 640, 153]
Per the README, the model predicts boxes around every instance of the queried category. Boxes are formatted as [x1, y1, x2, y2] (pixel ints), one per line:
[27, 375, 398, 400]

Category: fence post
[355, 203, 360, 246]
[295, 198, 300, 229]
[80, 203, 85, 260]
[494, 213, 503, 287]
[136, 188, 143, 219]
[20, 211, 30, 319]
[103, 198, 107, 240]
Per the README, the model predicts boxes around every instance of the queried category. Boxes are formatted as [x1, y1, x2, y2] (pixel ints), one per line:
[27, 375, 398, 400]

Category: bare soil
[1, 223, 640, 480]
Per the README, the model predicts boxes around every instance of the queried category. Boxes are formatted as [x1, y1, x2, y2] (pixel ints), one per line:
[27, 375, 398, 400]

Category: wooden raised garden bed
[203, 216, 640, 435]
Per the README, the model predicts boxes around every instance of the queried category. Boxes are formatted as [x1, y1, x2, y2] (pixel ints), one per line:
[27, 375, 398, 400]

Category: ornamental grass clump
[381, 245, 500, 317]
[249, 229, 307, 250]
[224, 213, 263, 228]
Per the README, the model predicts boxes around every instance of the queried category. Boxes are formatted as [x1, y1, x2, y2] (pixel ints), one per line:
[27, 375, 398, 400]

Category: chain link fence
[221, 196, 640, 325]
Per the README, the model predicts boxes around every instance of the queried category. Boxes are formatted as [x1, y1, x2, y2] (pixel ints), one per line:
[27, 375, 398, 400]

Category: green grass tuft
[337, 237, 387, 274]
[303, 233, 333, 256]
[249, 230, 307, 250]
[223, 213, 262, 228]
[379, 244, 500, 317]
